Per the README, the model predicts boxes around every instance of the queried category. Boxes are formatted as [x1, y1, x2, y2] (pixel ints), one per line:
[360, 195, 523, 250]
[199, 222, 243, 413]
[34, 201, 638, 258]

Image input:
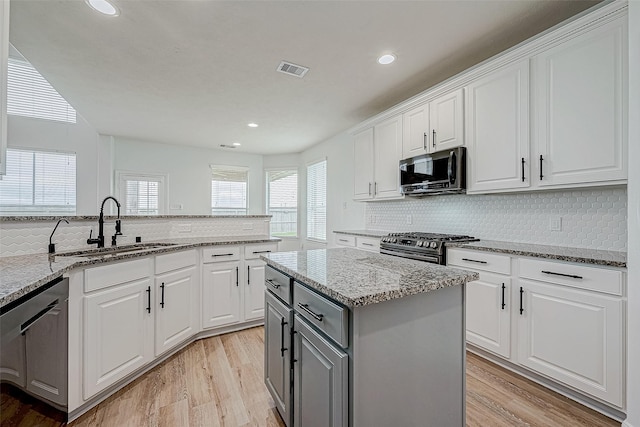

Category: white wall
[299, 130, 366, 250]
[113, 137, 264, 216]
[624, 2, 639, 427]
[6, 114, 103, 215]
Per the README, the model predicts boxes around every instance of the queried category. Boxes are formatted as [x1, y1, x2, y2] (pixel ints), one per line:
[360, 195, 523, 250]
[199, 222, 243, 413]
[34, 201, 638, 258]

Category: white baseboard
[622, 421, 635, 427]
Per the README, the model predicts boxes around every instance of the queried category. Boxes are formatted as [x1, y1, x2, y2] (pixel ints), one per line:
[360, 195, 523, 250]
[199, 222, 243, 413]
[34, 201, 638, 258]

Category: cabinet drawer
[293, 281, 348, 348]
[202, 246, 240, 263]
[266, 266, 292, 305]
[356, 236, 380, 252]
[155, 249, 197, 274]
[335, 234, 356, 247]
[84, 258, 151, 292]
[244, 243, 278, 260]
[447, 248, 511, 275]
[519, 258, 623, 296]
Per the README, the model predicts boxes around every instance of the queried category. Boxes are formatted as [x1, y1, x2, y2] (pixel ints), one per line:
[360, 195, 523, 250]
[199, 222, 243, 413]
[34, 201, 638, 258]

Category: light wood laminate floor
[1, 327, 620, 427]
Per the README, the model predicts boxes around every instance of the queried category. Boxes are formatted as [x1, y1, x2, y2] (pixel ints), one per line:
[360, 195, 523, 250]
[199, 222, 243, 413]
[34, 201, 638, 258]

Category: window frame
[0, 147, 77, 215]
[306, 158, 327, 243]
[115, 170, 168, 216]
[265, 167, 299, 239]
[210, 165, 249, 216]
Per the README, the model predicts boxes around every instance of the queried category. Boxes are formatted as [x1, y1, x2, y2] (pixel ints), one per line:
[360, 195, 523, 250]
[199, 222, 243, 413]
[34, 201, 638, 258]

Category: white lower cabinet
[448, 247, 625, 408]
[154, 266, 198, 357]
[517, 279, 624, 406]
[202, 243, 277, 329]
[293, 314, 348, 427]
[202, 260, 241, 328]
[83, 275, 153, 400]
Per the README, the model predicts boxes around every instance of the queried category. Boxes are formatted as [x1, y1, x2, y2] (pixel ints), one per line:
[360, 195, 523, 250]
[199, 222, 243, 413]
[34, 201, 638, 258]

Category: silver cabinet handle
[374, 182, 378, 196]
[253, 250, 272, 254]
[361, 243, 374, 247]
[266, 279, 280, 289]
[423, 132, 427, 150]
[432, 129, 436, 148]
[338, 239, 349, 243]
[297, 303, 324, 322]
[212, 253, 234, 257]
[368, 182, 372, 196]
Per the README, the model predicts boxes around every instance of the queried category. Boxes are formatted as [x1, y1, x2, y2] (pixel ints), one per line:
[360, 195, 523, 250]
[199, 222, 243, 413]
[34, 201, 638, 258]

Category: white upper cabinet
[533, 17, 627, 187]
[353, 128, 375, 201]
[402, 89, 465, 160]
[353, 115, 403, 201]
[467, 60, 530, 193]
[429, 88, 464, 152]
[373, 115, 403, 199]
[0, 0, 9, 175]
[402, 103, 429, 159]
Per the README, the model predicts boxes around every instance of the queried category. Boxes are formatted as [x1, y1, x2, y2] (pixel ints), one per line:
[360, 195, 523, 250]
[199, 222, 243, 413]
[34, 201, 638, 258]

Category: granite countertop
[0, 235, 280, 309]
[262, 248, 478, 308]
[333, 229, 389, 238]
[447, 240, 627, 268]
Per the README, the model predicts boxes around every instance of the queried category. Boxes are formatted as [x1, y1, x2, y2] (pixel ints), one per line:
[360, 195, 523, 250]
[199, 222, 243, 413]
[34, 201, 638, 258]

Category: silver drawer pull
[297, 303, 324, 322]
[541, 270, 583, 280]
[253, 250, 272, 254]
[462, 258, 487, 264]
[338, 239, 349, 243]
[212, 253, 234, 257]
[361, 243, 374, 247]
[266, 279, 281, 289]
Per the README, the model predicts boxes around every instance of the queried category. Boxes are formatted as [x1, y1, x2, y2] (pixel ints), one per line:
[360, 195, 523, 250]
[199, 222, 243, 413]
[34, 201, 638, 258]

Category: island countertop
[262, 248, 478, 308]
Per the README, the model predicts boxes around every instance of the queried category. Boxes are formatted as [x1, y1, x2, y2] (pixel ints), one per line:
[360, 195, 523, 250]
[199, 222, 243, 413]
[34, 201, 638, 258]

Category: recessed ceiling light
[85, 0, 120, 16]
[248, 123, 259, 128]
[377, 54, 396, 65]
[232, 142, 241, 146]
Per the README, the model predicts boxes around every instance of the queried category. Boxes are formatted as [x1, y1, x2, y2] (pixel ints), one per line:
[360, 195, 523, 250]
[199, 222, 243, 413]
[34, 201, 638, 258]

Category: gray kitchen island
[261, 248, 478, 427]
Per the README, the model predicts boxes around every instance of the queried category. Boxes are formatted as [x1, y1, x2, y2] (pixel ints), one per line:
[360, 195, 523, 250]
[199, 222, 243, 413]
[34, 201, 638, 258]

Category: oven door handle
[20, 299, 60, 334]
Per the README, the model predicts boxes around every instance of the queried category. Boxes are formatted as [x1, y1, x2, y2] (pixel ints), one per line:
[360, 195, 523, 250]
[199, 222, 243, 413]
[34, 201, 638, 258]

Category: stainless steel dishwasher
[0, 276, 69, 419]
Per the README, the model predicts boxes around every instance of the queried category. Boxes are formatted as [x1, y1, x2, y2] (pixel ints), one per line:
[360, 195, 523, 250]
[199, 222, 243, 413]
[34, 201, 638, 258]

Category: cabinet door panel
[264, 291, 292, 426]
[467, 60, 529, 192]
[430, 88, 464, 151]
[245, 260, 266, 321]
[466, 273, 511, 358]
[84, 278, 152, 399]
[294, 315, 347, 427]
[517, 280, 623, 406]
[353, 128, 374, 200]
[202, 262, 241, 328]
[155, 267, 197, 356]
[0, 333, 25, 387]
[373, 115, 403, 199]
[534, 19, 626, 186]
[402, 104, 429, 158]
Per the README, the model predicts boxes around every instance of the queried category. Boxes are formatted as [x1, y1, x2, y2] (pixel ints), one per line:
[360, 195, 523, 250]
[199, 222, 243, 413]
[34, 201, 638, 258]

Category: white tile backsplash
[366, 187, 627, 251]
[0, 217, 271, 256]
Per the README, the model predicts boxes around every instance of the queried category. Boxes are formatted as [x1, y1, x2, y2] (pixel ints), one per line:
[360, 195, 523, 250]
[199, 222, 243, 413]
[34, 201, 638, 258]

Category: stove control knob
[393, 238, 398, 243]
[429, 241, 438, 249]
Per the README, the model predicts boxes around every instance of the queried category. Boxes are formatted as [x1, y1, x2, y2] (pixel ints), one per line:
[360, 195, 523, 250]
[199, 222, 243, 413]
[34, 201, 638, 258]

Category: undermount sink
[56, 243, 177, 258]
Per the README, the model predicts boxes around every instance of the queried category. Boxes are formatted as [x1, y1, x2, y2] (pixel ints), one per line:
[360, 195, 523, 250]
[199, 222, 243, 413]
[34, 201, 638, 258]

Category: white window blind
[7, 57, 77, 123]
[0, 148, 76, 215]
[306, 160, 326, 241]
[267, 169, 297, 237]
[117, 172, 166, 215]
[211, 166, 248, 215]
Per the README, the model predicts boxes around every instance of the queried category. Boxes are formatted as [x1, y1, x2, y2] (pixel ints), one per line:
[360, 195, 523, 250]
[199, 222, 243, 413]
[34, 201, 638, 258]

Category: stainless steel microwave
[399, 147, 466, 196]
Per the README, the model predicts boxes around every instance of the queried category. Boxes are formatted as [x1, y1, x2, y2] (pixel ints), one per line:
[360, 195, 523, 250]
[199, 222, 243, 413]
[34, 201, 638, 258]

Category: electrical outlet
[406, 215, 412, 225]
[243, 223, 253, 230]
[549, 216, 562, 231]
[170, 203, 183, 210]
[176, 223, 191, 233]
[343, 201, 347, 210]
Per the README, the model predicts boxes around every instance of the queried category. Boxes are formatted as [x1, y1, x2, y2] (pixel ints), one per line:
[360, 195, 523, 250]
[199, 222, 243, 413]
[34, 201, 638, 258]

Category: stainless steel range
[380, 232, 478, 264]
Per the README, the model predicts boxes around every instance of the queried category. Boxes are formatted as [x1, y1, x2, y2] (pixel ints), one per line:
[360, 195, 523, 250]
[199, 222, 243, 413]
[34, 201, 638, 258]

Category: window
[0, 148, 76, 215]
[117, 172, 166, 215]
[211, 166, 248, 215]
[306, 160, 326, 241]
[267, 169, 298, 237]
[7, 57, 77, 123]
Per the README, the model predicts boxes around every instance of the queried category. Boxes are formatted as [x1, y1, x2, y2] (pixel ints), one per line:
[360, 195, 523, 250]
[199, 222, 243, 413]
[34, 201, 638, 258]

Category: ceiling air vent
[219, 144, 237, 149]
[277, 61, 309, 78]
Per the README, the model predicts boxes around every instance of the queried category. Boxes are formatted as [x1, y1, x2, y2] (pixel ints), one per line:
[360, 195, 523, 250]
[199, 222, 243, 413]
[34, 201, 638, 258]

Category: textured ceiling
[9, 0, 599, 154]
